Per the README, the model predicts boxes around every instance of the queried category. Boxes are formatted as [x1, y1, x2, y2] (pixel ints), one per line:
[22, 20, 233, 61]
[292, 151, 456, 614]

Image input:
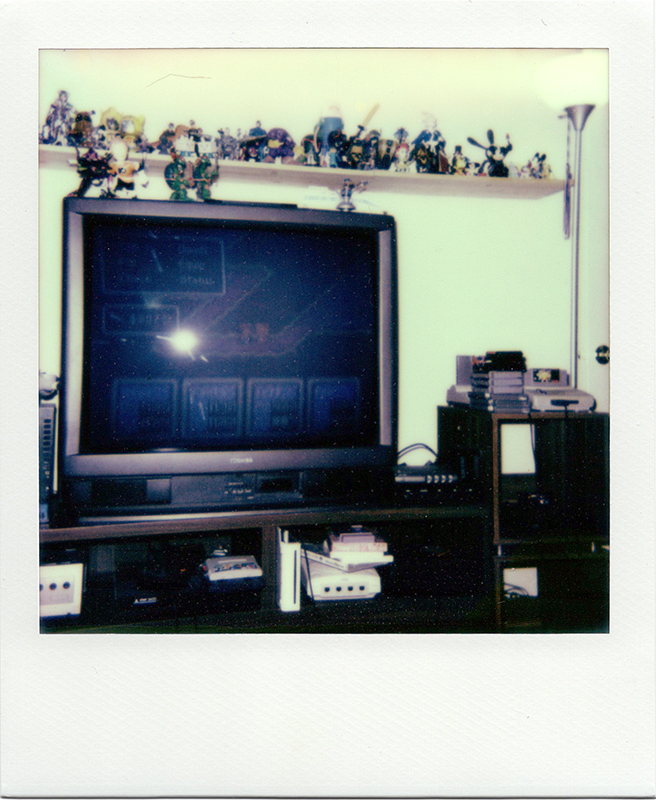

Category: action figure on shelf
[68, 147, 113, 197]
[391, 141, 413, 172]
[450, 145, 470, 175]
[156, 123, 176, 154]
[187, 120, 202, 144]
[164, 151, 193, 201]
[298, 134, 320, 166]
[523, 152, 552, 179]
[40, 90, 75, 145]
[192, 152, 218, 201]
[329, 128, 352, 168]
[361, 130, 381, 170]
[313, 107, 344, 165]
[173, 129, 196, 159]
[411, 141, 433, 173]
[96, 108, 122, 149]
[466, 130, 513, 177]
[67, 111, 96, 148]
[119, 114, 150, 152]
[248, 121, 267, 138]
[344, 103, 380, 170]
[217, 128, 241, 160]
[262, 128, 296, 163]
[377, 135, 397, 170]
[239, 131, 267, 161]
[107, 138, 148, 199]
[412, 113, 448, 173]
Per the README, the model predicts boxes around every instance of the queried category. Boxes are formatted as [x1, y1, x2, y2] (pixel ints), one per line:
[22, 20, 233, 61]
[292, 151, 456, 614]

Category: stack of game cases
[469, 370, 530, 413]
[302, 526, 394, 572]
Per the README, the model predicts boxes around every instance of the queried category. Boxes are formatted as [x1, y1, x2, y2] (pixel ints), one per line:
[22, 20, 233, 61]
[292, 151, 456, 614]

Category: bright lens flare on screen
[157, 329, 199, 357]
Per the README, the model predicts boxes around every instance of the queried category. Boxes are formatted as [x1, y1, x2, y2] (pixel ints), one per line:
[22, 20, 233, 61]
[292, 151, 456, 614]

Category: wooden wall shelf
[39, 145, 565, 201]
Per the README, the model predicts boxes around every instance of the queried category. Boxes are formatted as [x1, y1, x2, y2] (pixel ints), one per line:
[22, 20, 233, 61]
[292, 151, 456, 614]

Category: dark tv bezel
[60, 196, 398, 492]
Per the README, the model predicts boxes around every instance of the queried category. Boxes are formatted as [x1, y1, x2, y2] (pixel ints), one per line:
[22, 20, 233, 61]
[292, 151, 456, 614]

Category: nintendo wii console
[301, 558, 381, 601]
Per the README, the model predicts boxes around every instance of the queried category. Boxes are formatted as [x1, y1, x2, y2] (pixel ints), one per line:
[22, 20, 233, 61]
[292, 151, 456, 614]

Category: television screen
[83, 215, 379, 453]
[60, 198, 397, 517]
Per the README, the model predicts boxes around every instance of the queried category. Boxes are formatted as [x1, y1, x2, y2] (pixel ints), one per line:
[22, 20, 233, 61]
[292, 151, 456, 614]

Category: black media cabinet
[437, 406, 609, 632]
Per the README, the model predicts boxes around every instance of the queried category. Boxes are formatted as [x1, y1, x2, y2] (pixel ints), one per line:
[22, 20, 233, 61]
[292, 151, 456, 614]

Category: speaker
[39, 404, 56, 520]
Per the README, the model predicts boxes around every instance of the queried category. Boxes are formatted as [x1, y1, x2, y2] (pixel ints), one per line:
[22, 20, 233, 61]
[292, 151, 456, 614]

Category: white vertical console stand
[276, 529, 301, 612]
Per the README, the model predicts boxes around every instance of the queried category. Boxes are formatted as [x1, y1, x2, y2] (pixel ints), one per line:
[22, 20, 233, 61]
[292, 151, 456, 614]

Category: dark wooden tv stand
[40, 408, 609, 634]
[40, 501, 495, 633]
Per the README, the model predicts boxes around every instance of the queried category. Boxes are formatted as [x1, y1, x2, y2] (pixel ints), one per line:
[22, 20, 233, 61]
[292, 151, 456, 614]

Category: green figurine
[164, 151, 192, 201]
[192, 153, 218, 201]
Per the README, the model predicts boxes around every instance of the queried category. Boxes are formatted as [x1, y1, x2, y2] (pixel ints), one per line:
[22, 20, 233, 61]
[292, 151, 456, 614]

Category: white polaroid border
[1, 2, 654, 798]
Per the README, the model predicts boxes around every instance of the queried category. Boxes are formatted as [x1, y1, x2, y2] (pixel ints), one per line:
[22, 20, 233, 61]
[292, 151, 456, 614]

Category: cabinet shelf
[39, 145, 565, 200]
[39, 503, 488, 544]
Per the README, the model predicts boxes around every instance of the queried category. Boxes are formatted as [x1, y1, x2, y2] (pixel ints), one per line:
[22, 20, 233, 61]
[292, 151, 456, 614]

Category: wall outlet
[39, 563, 84, 617]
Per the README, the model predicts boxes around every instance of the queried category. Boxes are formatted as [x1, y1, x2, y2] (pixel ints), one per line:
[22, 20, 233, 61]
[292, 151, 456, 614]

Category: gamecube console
[301, 558, 381, 601]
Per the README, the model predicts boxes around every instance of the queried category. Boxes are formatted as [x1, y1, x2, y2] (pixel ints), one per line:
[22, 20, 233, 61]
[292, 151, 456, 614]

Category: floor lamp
[564, 103, 595, 389]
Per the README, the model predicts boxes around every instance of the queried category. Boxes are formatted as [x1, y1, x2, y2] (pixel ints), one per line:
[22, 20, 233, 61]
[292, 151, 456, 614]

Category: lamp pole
[565, 103, 595, 389]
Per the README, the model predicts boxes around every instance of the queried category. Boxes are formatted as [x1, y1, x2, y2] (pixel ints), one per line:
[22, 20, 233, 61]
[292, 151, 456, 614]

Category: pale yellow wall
[39, 49, 610, 465]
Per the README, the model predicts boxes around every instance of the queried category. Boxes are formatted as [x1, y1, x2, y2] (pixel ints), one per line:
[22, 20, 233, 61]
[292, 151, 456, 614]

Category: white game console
[523, 368, 595, 412]
[525, 387, 596, 412]
[39, 563, 84, 617]
[277, 529, 301, 612]
[301, 558, 381, 601]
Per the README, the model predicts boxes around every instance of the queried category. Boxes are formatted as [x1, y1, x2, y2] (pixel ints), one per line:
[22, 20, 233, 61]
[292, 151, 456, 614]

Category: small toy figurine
[197, 135, 219, 159]
[298, 134, 320, 166]
[68, 146, 113, 197]
[156, 123, 176, 154]
[391, 141, 413, 172]
[411, 142, 433, 173]
[96, 107, 122, 149]
[164, 150, 193, 201]
[41, 90, 75, 145]
[377, 136, 397, 170]
[248, 121, 267, 138]
[67, 111, 96, 148]
[344, 103, 380, 170]
[361, 130, 381, 170]
[336, 178, 368, 211]
[187, 120, 202, 143]
[466, 130, 513, 177]
[262, 128, 296, 163]
[107, 138, 148, 199]
[523, 152, 552, 179]
[192, 152, 219, 201]
[412, 114, 448, 173]
[450, 145, 470, 175]
[119, 114, 149, 151]
[325, 128, 349, 168]
[240, 132, 267, 162]
[313, 107, 344, 163]
[216, 128, 240, 160]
